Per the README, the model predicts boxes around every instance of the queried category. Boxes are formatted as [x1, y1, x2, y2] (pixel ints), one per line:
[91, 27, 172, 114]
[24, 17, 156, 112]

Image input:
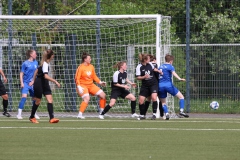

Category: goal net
[0, 15, 173, 118]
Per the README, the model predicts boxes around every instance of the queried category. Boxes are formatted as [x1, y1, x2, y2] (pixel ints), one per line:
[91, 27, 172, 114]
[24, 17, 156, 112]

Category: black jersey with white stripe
[111, 70, 127, 89]
[151, 62, 159, 81]
[36, 61, 49, 79]
[135, 62, 157, 86]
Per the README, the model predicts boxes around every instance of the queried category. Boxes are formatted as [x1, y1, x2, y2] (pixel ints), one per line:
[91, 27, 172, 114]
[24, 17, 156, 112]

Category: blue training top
[158, 63, 175, 87]
[20, 60, 38, 84]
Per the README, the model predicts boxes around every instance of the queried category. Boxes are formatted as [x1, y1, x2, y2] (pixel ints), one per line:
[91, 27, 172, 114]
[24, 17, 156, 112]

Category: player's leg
[90, 84, 106, 114]
[0, 81, 11, 117]
[125, 92, 138, 117]
[144, 96, 151, 116]
[29, 85, 40, 119]
[174, 90, 189, 118]
[99, 98, 116, 119]
[138, 86, 149, 120]
[150, 84, 158, 120]
[159, 86, 169, 120]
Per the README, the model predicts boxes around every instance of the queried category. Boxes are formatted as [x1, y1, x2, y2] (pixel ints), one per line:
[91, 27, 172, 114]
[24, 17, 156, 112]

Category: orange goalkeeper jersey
[75, 63, 100, 86]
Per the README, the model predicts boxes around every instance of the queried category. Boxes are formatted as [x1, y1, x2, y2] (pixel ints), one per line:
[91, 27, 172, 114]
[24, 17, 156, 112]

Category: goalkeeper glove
[77, 85, 84, 94]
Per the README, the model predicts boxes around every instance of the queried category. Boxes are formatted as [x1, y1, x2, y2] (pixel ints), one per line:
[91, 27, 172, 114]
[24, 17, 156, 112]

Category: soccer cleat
[35, 114, 40, 120]
[3, 112, 11, 117]
[77, 115, 85, 119]
[17, 115, 23, 119]
[179, 112, 189, 118]
[137, 115, 146, 120]
[49, 118, 59, 123]
[151, 115, 156, 120]
[131, 113, 139, 118]
[98, 115, 104, 119]
[29, 117, 39, 124]
[166, 114, 170, 120]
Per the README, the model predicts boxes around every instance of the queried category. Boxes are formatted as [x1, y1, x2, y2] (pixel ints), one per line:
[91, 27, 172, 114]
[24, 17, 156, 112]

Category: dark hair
[26, 49, 35, 59]
[81, 52, 90, 63]
[138, 53, 149, 63]
[165, 54, 174, 62]
[149, 54, 156, 62]
[113, 61, 126, 70]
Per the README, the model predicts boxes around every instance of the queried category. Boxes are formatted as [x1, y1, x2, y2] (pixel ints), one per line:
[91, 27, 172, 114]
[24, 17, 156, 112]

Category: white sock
[180, 108, 184, 112]
[18, 109, 22, 116]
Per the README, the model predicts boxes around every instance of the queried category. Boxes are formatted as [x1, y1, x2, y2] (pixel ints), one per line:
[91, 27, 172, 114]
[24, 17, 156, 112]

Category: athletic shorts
[158, 84, 179, 98]
[21, 82, 34, 97]
[110, 88, 130, 99]
[0, 80, 7, 96]
[139, 84, 158, 98]
[34, 78, 52, 99]
[76, 83, 102, 98]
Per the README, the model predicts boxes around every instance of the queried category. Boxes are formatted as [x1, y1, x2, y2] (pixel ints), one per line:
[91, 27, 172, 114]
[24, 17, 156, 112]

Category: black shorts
[110, 88, 130, 99]
[34, 78, 52, 99]
[139, 84, 158, 98]
[0, 80, 7, 96]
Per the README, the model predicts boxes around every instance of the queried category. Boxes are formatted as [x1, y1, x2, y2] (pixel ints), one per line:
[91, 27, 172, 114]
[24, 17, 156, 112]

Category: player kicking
[17, 50, 39, 119]
[158, 54, 189, 120]
[99, 61, 138, 119]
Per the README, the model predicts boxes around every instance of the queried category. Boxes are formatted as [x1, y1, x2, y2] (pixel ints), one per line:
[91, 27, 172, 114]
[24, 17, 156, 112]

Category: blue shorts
[21, 82, 34, 97]
[158, 84, 179, 98]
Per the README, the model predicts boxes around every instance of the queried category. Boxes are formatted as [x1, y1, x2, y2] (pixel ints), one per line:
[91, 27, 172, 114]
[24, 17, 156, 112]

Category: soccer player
[29, 49, 61, 123]
[144, 54, 164, 119]
[136, 53, 162, 120]
[158, 54, 189, 120]
[99, 61, 139, 119]
[17, 50, 40, 119]
[75, 52, 106, 119]
[0, 68, 11, 117]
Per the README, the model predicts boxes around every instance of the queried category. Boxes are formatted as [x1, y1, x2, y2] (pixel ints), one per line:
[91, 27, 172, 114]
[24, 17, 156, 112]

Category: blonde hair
[113, 61, 126, 70]
[138, 53, 149, 63]
[40, 49, 54, 66]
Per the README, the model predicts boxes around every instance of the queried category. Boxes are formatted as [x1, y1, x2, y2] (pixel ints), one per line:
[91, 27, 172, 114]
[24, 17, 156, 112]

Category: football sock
[99, 98, 106, 109]
[18, 109, 22, 116]
[144, 101, 150, 115]
[130, 100, 136, 114]
[152, 101, 157, 114]
[179, 99, 185, 110]
[162, 104, 168, 113]
[3, 99, 8, 112]
[101, 104, 111, 115]
[18, 97, 27, 109]
[79, 101, 88, 113]
[159, 101, 164, 117]
[47, 103, 54, 119]
[139, 103, 145, 116]
[30, 103, 39, 118]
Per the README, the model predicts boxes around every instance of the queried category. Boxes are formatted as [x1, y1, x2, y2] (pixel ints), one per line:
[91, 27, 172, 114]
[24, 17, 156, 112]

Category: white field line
[0, 126, 240, 131]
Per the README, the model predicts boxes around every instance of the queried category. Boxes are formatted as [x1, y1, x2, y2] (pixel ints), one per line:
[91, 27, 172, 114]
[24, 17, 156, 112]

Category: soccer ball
[210, 101, 219, 110]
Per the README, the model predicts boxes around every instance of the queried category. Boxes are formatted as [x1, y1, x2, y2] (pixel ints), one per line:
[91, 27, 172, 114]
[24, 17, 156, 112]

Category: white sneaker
[131, 113, 139, 118]
[77, 115, 85, 119]
[17, 115, 23, 120]
[98, 115, 104, 119]
[35, 114, 40, 120]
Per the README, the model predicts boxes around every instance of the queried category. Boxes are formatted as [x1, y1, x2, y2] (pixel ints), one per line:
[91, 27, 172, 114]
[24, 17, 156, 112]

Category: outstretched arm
[172, 71, 185, 81]
[0, 69, 7, 83]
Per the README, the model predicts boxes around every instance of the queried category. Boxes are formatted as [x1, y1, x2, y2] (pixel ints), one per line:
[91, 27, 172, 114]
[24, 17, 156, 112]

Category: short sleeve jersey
[36, 61, 49, 79]
[158, 63, 175, 86]
[21, 60, 38, 83]
[136, 62, 157, 86]
[111, 70, 127, 89]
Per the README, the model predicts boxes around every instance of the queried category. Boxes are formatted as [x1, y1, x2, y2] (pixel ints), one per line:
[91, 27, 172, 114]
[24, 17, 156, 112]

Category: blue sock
[162, 105, 168, 113]
[18, 97, 27, 109]
[179, 99, 185, 110]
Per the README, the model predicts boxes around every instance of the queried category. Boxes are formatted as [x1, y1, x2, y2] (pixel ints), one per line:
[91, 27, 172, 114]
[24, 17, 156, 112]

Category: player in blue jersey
[158, 54, 189, 120]
[99, 61, 138, 119]
[136, 53, 162, 120]
[17, 50, 39, 119]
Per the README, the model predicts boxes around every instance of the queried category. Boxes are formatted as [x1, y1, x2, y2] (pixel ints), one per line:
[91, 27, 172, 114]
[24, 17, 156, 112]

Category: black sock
[30, 103, 39, 118]
[144, 101, 150, 115]
[101, 105, 111, 115]
[159, 101, 164, 117]
[130, 101, 136, 114]
[47, 103, 54, 119]
[139, 103, 145, 115]
[152, 101, 157, 114]
[3, 99, 8, 112]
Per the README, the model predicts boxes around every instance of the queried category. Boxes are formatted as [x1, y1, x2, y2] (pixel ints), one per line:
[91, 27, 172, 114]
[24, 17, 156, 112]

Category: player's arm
[172, 71, 185, 81]
[20, 72, 24, 87]
[92, 66, 106, 86]
[126, 78, 136, 88]
[135, 65, 149, 80]
[29, 69, 38, 86]
[75, 65, 85, 94]
[0, 69, 7, 83]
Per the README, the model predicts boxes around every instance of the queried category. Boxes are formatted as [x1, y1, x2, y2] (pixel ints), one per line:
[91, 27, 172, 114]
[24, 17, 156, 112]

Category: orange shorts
[76, 83, 102, 98]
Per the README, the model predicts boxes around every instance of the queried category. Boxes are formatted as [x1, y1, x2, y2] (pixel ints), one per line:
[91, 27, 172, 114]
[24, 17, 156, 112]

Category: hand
[55, 81, 61, 88]
[29, 81, 34, 86]
[99, 81, 106, 87]
[3, 77, 7, 83]
[131, 83, 137, 88]
[21, 83, 24, 88]
[159, 69, 163, 75]
[77, 85, 84, 94]
[179, 78, 186, 81]
[144, 74, 150, 79]
[124, 85, 130, 90]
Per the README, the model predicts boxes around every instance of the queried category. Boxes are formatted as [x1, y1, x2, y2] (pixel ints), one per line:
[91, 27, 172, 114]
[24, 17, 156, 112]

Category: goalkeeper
[75, 52, 106, 119]
[99, 61, 139, 119]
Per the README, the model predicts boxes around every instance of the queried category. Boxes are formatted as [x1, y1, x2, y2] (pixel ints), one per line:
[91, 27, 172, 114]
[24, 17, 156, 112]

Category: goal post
[0, 15, 173, 118]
